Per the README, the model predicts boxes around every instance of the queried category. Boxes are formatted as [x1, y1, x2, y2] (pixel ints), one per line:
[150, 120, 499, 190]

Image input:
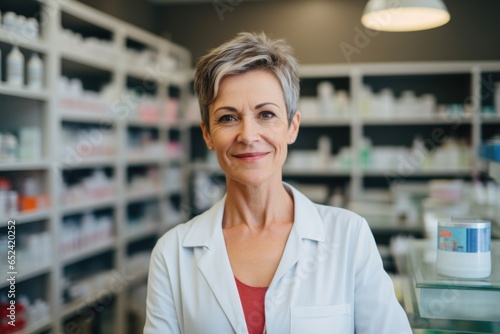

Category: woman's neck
[223, 177, 294, 231]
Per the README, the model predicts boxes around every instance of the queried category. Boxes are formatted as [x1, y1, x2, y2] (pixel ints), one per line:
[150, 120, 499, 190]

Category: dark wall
[77, 0, 500, 67]
[158, 0, 500, 66]
[76, 0, 158, 33]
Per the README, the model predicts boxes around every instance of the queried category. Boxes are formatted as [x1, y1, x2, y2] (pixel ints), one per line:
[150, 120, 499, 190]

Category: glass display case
[402, 240, 500, 333]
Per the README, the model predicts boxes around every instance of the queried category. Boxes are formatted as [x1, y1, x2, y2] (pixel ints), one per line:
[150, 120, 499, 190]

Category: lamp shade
[362, 0, 450, 32]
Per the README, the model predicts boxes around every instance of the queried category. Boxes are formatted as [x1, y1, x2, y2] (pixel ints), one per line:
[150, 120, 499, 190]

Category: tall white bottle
[27, 53, 44, 90]
[7, 46, 24, 87]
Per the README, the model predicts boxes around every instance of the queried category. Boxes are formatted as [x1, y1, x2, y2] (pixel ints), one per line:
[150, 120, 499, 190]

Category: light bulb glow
[362, 0, 450, 32]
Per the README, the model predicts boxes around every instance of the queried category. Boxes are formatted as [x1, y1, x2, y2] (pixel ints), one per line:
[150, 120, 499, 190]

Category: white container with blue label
[437, 218, 491, 279]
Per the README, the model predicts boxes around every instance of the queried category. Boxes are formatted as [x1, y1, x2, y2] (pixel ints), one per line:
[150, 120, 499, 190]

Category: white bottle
[3, 12, 16, 34]
[7, 46, 24, 87]
[27, 53, 44, 90]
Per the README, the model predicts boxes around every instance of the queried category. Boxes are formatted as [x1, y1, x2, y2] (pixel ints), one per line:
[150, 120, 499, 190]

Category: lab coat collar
[182, 182, 326, 248]
[181, 183, 326, 333]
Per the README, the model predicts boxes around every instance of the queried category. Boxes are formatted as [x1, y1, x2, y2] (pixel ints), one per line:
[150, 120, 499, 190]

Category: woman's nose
[237, 117, 260, 144]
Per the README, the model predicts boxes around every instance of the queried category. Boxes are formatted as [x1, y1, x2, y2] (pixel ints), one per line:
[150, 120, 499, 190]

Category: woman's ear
[200, 120, 214, 150]
[288, 111, 301, 143]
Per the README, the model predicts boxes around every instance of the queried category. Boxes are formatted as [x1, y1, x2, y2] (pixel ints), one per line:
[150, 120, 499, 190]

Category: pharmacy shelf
[61, 196, 117, 216]
[0, 84, 50, 101]
[126, 155, 168, 165]
[0, 30, 49, 53]
[1, 1, 191, 333]
[61, 239, 115, 265]
[361, 168, 473, 177]
[126, 188, 163, 202]
[283, 167, 352, 177]
[62, 156, 117, 169]
[60, 111, 117, 124]
[127, 67, 157, 82]
[0, 209, 52, 227]
[0, 160, 51, 171]
[190, 162, 223, 174]
[125, 223, 158, 243]
[62, 286, 118, 318]
[126, 119, 169, 129]
[0, 262, 51, 289]
[13, 317, 52, 334]
[126, 268, 149, 287]
[481, 116, 500, 123]
[361, 116, 472, 125]
[60, 47, 116, 72]
[300, 119, 351, 127]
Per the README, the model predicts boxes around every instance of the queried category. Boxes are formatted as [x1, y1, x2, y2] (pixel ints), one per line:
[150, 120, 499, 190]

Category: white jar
[437, 218, 491, 279]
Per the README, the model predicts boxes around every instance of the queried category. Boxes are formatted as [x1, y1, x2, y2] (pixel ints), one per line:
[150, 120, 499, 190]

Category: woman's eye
[219, 115, 236, 123]
[260, 111, 275, 119]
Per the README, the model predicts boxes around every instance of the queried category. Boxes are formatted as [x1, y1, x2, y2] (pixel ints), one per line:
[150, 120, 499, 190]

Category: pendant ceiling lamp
[361, 0, 450, 32]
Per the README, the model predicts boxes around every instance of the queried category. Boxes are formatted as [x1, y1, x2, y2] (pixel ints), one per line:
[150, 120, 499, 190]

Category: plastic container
[7, 46, 24, 87]
[27, 53, 44, 90]
[437, 218, 491, 279]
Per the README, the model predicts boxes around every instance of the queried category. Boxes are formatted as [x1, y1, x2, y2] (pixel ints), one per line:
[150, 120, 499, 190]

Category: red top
[235, 276, 268, 334]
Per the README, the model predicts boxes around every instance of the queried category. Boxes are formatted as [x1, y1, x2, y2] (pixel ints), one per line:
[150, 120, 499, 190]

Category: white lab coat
[144, 183, 412, 334]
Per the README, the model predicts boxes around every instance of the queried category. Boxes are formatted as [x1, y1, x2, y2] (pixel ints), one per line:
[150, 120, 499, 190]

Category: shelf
[60, 110, 117, 124]
[300, 119, 351, 127]
[0, 29, 49, 53]
[62, 238, 115, 265]
[126, 156, 168, 165]
[0, 84, 50, 101]
[61, 156, 117, 169]
[0, 209, 52, 227]
[402, 276, 500, 334]
[361, 116, 472, 125]
[126, 268, 149, 287]
[13, 317, 52, 334]
[403, 240, 500, 331]
[190, 163, 223, 174]
[0, 160, 51, 171]
[125, 223, 158, 243]
[362, 168, 472, 177]
[127, 118, 168, 129]
[282, 167, 351, 177]
[62, 196, 116, 215]
[126, 188, 163, 202]
[0, 262, 51, 289]
[60, 47, 116, 71]
[481, 116, 500, 123]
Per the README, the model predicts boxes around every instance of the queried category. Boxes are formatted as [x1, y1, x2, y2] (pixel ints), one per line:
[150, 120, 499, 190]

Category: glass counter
[402, 240, 500, 333]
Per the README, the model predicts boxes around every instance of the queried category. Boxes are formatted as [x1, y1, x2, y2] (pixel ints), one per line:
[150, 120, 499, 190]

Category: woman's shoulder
[154, 205, 218, 252]
[312, 203, 369, 233]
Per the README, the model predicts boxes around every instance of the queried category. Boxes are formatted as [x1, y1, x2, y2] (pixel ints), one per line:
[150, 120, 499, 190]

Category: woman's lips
[233, 152, 269, 161]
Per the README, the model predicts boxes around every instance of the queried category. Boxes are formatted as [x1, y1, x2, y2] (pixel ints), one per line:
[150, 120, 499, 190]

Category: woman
[144, 32, 412, 334]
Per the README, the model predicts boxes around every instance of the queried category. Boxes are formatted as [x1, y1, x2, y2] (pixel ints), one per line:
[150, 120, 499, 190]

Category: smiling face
[201, 70, 300, 188]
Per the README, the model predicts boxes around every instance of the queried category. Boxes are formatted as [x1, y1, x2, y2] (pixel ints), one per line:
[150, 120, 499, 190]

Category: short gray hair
[194, 32, 300, 132]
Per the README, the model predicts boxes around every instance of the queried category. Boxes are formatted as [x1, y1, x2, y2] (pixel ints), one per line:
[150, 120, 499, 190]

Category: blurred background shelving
[0, 0, 190, 333]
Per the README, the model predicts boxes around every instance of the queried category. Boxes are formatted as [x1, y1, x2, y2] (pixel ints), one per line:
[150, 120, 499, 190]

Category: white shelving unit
[187, 61, 500, 217]
[0, 0, 190, 333]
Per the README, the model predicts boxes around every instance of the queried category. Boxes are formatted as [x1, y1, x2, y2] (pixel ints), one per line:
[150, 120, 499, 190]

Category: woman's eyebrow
[214, 106, 238, 113]
[255, 102, 280, 109]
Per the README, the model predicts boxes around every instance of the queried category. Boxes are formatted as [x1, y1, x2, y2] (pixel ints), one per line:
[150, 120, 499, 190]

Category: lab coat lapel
[198, 234, 246, 333]
[184, 196, 246, 333]
[270, 184, 326, 286]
